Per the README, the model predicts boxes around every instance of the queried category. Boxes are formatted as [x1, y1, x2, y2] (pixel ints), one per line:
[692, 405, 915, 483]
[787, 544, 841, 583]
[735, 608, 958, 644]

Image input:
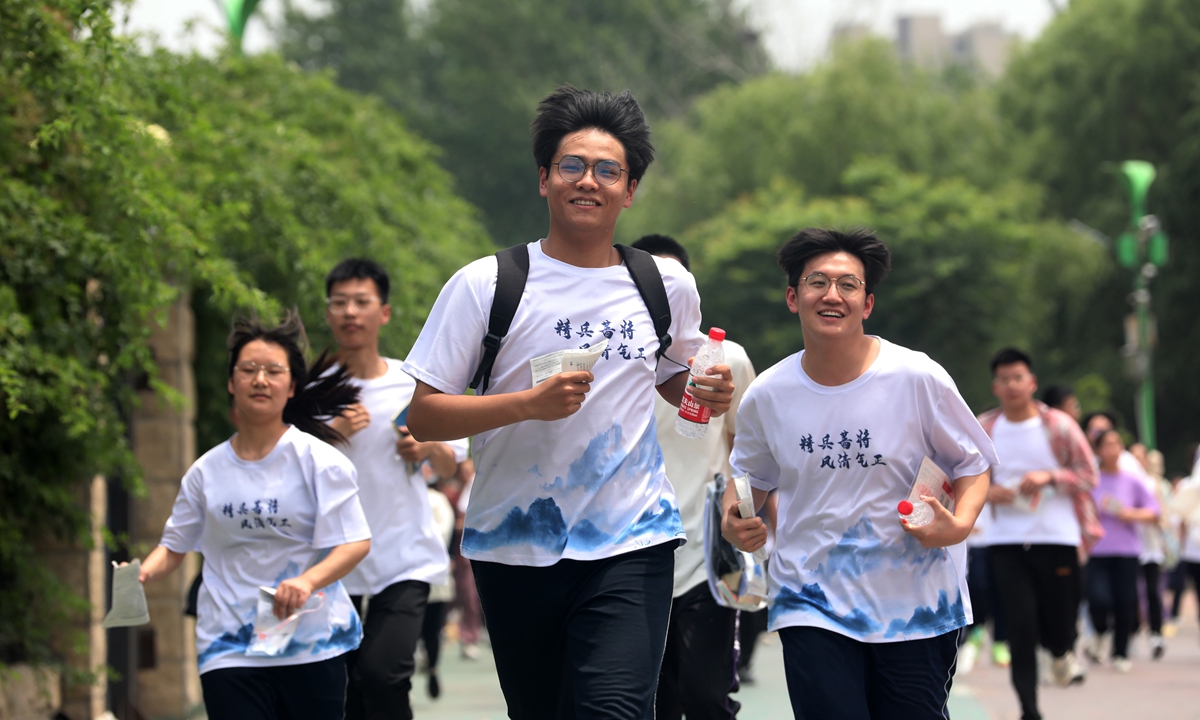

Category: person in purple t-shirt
[1085, 429, 1160, 672]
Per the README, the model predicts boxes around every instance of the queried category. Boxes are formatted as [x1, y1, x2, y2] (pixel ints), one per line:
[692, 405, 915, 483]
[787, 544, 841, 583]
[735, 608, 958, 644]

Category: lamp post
[217, 0, 262, 49]
[1116, 160, 1169, 450]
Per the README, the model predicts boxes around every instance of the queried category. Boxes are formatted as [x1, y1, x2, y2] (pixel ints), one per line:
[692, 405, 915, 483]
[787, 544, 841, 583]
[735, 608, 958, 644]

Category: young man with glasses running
[323, 259, 469, 720]
[401, 86, 735, 719]
[723, 227, 996, 719]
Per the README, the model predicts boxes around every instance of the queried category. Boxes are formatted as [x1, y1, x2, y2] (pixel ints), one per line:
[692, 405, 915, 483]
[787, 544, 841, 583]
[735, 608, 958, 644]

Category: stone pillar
[128, 296, 201, 720]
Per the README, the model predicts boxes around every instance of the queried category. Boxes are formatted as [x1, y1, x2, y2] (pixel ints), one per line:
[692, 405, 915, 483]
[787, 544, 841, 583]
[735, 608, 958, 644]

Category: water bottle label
[678, 387, 711, 424]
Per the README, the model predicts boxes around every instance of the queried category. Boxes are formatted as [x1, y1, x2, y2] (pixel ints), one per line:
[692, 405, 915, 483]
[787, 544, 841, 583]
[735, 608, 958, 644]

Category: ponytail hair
[227, 311, 359, 446]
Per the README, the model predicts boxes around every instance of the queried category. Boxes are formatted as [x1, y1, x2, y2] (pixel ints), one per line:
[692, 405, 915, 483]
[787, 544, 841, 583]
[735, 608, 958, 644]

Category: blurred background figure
[420, 468, 458, 699]
[451, 459, 485, 661]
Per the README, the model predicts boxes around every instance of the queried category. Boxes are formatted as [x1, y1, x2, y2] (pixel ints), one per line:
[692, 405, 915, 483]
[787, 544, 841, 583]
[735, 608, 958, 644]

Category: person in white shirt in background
[633, 233, 757, 720]
[136, 313, 372, 720]
[422, 473, 458, 700]
[323, 259, 468, 720]
[723, 227, 995, 720]
[980, 349, 1097, 720]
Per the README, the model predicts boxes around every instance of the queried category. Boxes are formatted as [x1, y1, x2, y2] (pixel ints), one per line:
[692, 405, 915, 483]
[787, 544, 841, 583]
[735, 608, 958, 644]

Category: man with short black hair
[977, 348, 1098, 720]
[723, 227, 995, 719]
[403, 87, 735, 719]
[323, 258, 469, 720]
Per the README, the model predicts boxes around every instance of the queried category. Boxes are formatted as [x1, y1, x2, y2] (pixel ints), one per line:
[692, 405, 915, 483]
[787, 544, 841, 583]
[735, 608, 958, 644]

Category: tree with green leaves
[1000, 0, 1200, 470]
[617, 39, 1019, 242]
[684, 160, 1108, 410]
[1, 0, 491, 667]
[280, 0, 769, 245]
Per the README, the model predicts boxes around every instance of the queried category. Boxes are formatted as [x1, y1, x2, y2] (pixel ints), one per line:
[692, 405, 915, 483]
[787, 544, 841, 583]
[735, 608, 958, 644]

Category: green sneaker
[992, 641, 1011, 667]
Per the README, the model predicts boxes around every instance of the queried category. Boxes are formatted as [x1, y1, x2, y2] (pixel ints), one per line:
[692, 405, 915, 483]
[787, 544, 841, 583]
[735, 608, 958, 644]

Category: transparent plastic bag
[246, 586, 326, 657]
[103, 560, 150, 628]
[703, 474, 767, 611]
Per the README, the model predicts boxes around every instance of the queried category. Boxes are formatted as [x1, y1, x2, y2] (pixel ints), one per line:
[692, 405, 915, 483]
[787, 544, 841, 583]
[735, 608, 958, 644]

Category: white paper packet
[245, 586, 326, 657]
[529, 339, 608, 386]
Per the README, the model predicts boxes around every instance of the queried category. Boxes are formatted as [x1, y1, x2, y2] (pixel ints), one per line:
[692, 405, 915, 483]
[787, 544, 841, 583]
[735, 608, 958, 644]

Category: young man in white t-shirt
[402, 86, 735, 719]
[977, 348, 1096, 720]
[723, 227, 996, 720]
[634, 233, 757, 719]
[324, 259, 469, 720]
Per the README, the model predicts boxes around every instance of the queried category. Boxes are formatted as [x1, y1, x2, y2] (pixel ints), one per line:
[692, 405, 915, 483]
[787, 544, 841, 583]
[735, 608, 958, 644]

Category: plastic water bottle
[898, 499, 934, 527]
[675, 328, 726, 439]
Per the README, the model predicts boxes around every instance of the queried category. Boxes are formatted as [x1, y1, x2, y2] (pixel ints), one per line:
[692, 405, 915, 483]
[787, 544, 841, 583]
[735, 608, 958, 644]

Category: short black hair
[990, 348, 1033, 375]
[531, 85, 654, 183]
[1082, 411, 1119, 432]
[776, 227, 891, 295]
[1040, 383, 1074, 409]
[326, 258, 390, 305]
[631, 234, 690, 271]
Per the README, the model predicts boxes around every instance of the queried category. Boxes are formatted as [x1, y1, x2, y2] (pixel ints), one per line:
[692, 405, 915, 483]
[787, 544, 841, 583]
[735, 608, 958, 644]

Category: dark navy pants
[472, 541, 677, 720]
[779, 625, 961, 720]
[200, 654, 346, 720]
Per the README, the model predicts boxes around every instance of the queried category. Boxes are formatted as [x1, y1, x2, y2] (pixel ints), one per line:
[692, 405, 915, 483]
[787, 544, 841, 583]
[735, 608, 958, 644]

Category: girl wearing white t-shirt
[134, 314, 372, 720]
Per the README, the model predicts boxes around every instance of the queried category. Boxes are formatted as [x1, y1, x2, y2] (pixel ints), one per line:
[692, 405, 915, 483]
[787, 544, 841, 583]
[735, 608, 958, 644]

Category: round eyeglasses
[801, 272, 866, 298]
[550, 156, 627, 186]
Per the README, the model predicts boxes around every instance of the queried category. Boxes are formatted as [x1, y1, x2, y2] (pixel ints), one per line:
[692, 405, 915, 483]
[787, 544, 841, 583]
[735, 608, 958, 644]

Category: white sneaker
[1051, 651, 1086, 687]
[1084, 633, 1109, 664]
[1150, 634, 1165, 660]
[460, 642, 480, 660]
[1113, 657, 1133, 673]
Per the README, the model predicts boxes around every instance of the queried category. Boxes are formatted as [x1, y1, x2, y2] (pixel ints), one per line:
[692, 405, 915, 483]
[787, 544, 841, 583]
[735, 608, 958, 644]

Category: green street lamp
[218, 0, 262, 49]
[1116, 160, 1168, 450]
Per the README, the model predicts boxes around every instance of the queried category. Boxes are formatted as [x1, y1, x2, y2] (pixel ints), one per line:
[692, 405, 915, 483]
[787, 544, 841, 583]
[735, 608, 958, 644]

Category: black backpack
[468, 242, 673, 395]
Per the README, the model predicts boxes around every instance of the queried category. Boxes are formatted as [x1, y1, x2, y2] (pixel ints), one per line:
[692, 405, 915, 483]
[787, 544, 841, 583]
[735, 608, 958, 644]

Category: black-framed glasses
[801, 272, 865, 298]
[551, 156, 627, 186]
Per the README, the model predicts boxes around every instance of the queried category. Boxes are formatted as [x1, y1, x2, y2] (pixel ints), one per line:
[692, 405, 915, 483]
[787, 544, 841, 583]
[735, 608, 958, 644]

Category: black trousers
[991, 544, 1080, 720]
[737, 607, 769, 672]
[472, 542, 677, 720]
[421, 600, 448, 671]
[1086, 555, 1139, 658]
[656, 581, 740, 720]
[1169, 561, 1200, 619]
[965, 546, 1008, 643]
[779, 625, 960, 720]
[1140, 561, 1163, 634]
[344, 580, 430, 720]
[201, 655, 346, 720]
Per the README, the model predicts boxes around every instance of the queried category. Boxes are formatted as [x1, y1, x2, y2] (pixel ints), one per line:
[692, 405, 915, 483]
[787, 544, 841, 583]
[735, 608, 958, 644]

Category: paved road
[413, 597, 1199, 720]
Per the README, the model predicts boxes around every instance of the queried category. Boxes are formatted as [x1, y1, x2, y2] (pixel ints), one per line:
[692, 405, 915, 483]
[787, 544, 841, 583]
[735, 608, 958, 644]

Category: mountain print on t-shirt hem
[770, 585, 966, 640]
[461, 419, 684, 556]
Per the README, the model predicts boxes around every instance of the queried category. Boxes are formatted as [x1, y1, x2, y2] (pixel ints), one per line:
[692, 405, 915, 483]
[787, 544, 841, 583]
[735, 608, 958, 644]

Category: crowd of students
[125, 84, 1200, 720]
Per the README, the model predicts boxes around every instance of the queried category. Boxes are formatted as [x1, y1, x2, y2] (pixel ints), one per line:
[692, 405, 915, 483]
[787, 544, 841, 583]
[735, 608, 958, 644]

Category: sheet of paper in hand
[103, 559, 151, 628]
[246, 586, 326, 657]
[529, 338, 609, 386]
[897, 457, 956, 527]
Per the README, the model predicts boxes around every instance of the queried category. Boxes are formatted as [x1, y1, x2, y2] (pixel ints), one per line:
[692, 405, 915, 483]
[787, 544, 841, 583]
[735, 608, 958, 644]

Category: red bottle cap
[897, 500, 914, 516]
[708, 327, 726, 341]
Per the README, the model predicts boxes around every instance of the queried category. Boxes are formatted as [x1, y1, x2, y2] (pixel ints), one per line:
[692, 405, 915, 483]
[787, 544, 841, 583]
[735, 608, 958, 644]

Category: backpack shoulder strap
[468, 242, 530, 394]
[614, 244, 672, 362]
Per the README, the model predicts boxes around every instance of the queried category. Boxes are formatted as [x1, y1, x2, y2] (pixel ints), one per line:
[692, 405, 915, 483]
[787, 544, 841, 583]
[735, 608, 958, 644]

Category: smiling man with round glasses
[723, 227, 996, 720]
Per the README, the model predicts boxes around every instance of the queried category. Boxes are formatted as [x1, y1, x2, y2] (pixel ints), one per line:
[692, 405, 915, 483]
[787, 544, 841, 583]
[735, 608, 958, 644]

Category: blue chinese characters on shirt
[731, 340, 997, 643]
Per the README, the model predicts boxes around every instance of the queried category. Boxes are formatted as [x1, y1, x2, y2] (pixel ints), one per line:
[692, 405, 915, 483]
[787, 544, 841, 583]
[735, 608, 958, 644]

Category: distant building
[832, 14, 1017, 78]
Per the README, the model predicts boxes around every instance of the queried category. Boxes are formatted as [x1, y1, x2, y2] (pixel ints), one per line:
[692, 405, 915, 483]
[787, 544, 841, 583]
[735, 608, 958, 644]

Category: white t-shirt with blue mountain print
[402, 240, 705, 566]
[159, 426, 371, 673]
[731, 339, 997, 643]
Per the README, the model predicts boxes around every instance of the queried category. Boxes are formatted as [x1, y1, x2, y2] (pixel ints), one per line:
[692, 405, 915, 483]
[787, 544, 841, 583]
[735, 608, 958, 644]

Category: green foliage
[281, 0, 769, 245]
[1, 0, 490, 664]
[122, 49, 493, 450]
[1001, 0, 1200, 470]
[685, 160, 1108, 410]
[0, 0, 259, 664]
[619, 40, 1018, 242]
